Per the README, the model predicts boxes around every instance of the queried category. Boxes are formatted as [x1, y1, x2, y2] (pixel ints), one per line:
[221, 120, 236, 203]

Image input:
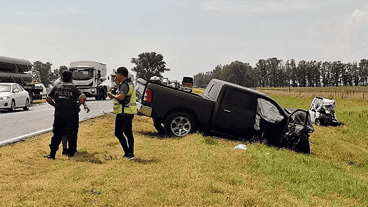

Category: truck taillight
[144, 89, 152, 102]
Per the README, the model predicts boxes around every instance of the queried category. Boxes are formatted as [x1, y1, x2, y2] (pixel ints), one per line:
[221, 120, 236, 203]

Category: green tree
[297, 60, 307, 87]
[131, 52, 170, 80]
[255, 59, 268, 87]
[359, 59, 368, 85]
[194, 71, 212, 88]
[350, 62, 359, 86]
[289, 59, 298, 87]
[331, 61, 343, 86]
[228, 61, 251, 86]
[33, 61, 53, 87]
[266, 57, 282, 87]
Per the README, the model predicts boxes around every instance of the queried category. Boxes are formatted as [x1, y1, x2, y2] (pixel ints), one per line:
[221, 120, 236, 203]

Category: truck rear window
[136, 78, 147, 101]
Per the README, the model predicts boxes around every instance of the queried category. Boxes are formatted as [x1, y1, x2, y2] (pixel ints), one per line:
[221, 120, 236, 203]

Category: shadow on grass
[70, 151, 103, 164]
[137, 131, 180, 139]
[133, 157, 160, 164]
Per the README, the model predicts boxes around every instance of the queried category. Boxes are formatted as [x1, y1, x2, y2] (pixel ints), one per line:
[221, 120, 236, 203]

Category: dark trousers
[114, 114, 134, 156]
[50, 114, 79, 156]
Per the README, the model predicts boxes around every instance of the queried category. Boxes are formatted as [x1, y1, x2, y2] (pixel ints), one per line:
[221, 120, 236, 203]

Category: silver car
[0, 83, 30, 112]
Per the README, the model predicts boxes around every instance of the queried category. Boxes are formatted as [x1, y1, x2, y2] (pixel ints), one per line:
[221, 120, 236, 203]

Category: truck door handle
[223, 109, 231, 113]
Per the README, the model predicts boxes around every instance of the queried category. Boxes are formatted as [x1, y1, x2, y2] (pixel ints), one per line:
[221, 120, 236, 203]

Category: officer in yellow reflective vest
[107, 67, 137, 160]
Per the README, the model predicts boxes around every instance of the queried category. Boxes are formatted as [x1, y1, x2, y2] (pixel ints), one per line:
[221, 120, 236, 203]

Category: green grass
[1, 93, 368, 206]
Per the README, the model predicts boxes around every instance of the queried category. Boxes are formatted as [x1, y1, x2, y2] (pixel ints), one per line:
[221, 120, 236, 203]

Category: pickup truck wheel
[164, 112, 195, 137]
[153, 119, 165, 134]
[315, 118, 321, 126]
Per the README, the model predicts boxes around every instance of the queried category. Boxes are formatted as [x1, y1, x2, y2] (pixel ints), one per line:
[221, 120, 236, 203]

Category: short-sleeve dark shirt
[117, 80, 130, 105]
[48, 82, 82, 118]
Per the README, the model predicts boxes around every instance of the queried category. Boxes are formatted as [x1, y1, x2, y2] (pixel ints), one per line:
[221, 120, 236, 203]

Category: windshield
[0, 84, 11, 92]
[70, 68, 94, 80]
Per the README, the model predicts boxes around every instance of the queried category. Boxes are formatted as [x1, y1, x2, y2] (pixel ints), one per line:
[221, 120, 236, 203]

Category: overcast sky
[1, 0, 367, 81]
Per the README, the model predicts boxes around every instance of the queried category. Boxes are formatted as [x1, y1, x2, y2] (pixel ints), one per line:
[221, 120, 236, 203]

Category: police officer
[107, 67, 137, 160]
[53, 66, 78, 156]
[44, 70, 89, 159]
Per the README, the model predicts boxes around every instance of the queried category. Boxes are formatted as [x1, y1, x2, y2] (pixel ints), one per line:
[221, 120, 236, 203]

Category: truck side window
[207, 84, 222, 101]
[222, 89, 255, 110]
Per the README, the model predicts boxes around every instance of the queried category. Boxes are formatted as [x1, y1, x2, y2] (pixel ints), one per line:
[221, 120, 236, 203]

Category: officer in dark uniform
[44, 70, 89, 159]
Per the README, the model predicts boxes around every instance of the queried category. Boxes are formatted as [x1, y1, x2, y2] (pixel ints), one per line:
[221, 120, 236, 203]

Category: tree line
[32, 52, 170, 87]
[194, 58, 368, 88]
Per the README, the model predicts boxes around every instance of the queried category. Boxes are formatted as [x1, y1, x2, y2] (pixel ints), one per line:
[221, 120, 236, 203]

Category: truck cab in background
[69, 61, 108, 100]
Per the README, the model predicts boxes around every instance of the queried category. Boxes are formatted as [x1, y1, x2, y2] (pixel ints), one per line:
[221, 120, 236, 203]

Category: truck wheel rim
[170, 116, 191, 136]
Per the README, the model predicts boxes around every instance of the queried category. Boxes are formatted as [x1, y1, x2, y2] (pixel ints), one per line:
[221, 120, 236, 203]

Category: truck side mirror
[13, 89, 20, 93]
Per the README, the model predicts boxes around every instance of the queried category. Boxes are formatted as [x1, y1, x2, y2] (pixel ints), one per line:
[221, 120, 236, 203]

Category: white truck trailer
[69, 61, 107, 100]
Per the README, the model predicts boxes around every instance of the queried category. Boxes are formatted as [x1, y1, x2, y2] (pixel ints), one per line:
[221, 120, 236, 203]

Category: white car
[0, 83, 30, 112]
[309, 97, 339, 126]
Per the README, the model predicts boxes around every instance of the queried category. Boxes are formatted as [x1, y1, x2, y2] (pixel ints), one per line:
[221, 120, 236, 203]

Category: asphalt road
[0, 98, 113, 146]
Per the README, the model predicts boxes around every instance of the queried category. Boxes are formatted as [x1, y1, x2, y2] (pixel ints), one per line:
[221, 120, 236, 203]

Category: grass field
[258, 86, 368, 100]
[1, 91, 368, 206]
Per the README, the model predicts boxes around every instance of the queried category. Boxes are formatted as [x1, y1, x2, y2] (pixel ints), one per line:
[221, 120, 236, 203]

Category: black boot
[44, 154, 55, 160]
[44, 148, 56, 160]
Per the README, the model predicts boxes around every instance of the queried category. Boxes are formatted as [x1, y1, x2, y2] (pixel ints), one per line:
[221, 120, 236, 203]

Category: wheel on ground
[8, 100, 16, 112]
[315, 118, 321, 126]
[23, 98, 30, 111]
[153, 119, 165, 134]
[164, 112, 195, 137]
[293, 134, 311, 154]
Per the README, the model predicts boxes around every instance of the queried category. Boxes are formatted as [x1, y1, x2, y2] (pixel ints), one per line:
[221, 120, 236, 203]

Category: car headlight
[91, 88, 96, 93]
[0, 96, 9, 100]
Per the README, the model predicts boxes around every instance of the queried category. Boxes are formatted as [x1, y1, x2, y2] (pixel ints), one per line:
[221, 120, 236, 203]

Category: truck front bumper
[80, 88, 98, 97]
[136, 102, 152, 117]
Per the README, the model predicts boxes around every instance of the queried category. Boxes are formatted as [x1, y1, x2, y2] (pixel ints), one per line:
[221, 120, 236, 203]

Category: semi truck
[69, 61, 108, 100]
[0, 56, 44, 102]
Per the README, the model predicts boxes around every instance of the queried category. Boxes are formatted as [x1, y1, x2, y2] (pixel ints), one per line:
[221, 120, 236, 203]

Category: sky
[1, 0, 368, 83]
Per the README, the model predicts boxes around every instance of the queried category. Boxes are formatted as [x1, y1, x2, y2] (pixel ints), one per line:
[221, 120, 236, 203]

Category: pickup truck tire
[315, 118, 321, 126]
[164, 112, 195, 137]
[153, 119, 165, 134]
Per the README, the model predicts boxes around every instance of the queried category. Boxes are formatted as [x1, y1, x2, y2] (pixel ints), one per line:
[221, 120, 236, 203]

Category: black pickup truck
[136, 78, 314, 153]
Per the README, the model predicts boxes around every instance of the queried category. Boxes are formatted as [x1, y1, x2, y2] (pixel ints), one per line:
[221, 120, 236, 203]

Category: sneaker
[43, 154, 55, 160]
[123, 155, 135, 160]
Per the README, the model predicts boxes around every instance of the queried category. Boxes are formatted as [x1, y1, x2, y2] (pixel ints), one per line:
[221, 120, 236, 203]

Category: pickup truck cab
[136, 78, 314, 153]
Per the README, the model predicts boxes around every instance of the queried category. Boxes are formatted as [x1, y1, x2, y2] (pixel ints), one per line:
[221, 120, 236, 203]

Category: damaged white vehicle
[309, 97, 340, 126]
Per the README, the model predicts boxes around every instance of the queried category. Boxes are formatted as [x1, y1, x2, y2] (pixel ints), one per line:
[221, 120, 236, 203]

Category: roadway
[0, 98, 113, 146]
